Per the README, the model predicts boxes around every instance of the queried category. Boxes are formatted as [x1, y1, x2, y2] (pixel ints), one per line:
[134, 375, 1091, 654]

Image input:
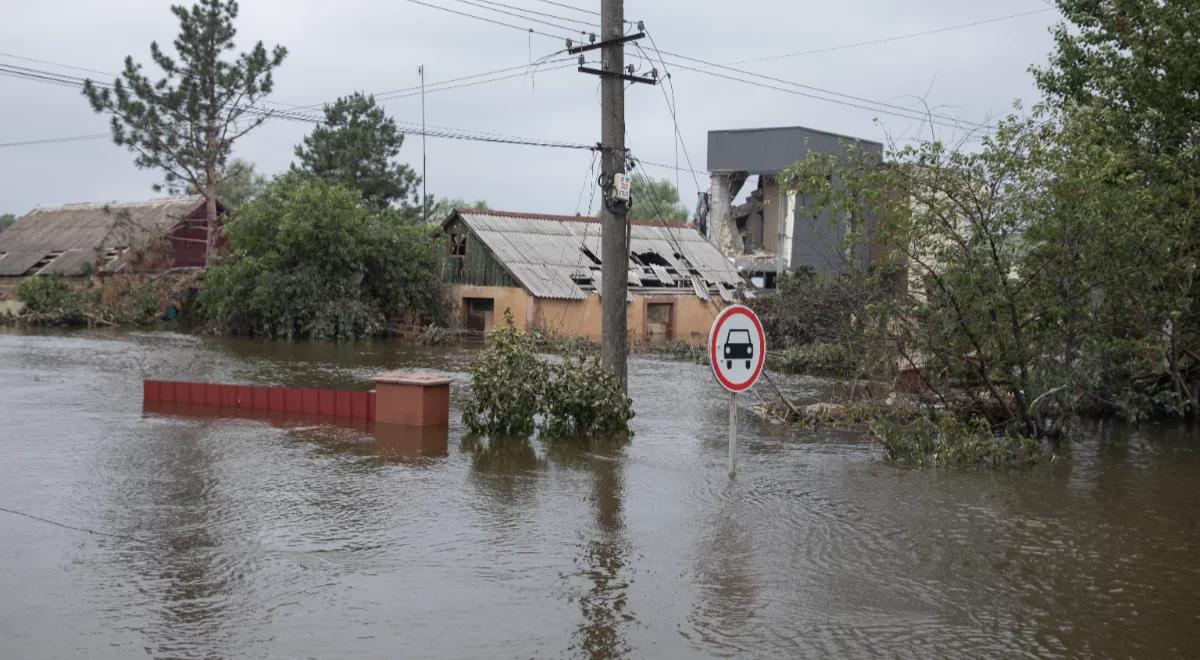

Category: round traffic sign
[708, 304, 766, 392]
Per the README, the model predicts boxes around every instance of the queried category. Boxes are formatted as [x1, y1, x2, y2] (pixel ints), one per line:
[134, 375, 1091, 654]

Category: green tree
[83, 0, 285, 267]
[187, 158, 267, 212]
[425, 197, 488, 224]
[0, 213, 15, 233]
[198, 175, 446, 339]
[293, 92, 420, 210]
[1034, 0, 1200, 417]
[631, 176, 689, 223]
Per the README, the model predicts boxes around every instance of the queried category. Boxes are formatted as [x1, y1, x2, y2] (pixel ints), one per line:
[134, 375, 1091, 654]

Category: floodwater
[0, 329, 1197, 659]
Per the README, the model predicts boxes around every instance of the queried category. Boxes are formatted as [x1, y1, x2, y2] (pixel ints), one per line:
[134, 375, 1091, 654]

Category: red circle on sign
[708, 304, 766, 392]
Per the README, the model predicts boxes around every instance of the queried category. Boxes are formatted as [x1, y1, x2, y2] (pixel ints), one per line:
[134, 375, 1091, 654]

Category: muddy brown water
[0, 328, 1197, 659]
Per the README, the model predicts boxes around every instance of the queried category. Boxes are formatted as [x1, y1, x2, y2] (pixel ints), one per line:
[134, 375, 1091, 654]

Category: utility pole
[573, 3, 655, 392]
[599, 0, 628, 390]
[419, 64, 428, 224]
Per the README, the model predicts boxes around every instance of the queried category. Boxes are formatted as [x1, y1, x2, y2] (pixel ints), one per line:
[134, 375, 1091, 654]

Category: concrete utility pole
[599, 0, 629, 390]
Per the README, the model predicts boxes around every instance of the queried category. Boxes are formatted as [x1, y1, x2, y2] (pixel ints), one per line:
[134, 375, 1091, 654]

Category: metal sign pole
[729, 390, 737, 477]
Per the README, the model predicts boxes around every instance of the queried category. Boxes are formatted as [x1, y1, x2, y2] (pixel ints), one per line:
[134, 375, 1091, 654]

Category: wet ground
[0, 328, 1198, 658]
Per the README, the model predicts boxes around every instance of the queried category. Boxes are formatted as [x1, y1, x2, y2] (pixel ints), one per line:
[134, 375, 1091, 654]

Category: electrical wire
[731, 7, 1054, 65]
[0, 62, 596, 152]
[0, 133, 110, 148]
[444, 0, 590, 36]
[529, 0, 600, 18]
[635, 55, 983, 131]
[397, 0, 576, 42]
[465, 0, 598, 27]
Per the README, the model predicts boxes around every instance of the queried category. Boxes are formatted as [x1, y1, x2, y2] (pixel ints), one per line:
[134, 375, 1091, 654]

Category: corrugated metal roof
[0, 196, 203, 276]
[450, 210, 744, 300]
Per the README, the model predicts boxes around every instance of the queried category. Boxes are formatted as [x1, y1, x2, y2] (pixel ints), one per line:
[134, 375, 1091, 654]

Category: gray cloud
[0, 0, 1059, 217]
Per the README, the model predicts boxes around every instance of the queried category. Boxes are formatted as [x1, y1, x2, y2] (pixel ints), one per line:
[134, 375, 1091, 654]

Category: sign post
[708, 304, 766, 477]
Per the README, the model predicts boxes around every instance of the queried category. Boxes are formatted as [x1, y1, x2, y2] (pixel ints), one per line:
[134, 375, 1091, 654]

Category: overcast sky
[0, 1, 1061, 218]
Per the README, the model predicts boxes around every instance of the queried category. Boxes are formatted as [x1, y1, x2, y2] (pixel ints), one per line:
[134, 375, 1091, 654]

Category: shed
[0, 196, 224, 277]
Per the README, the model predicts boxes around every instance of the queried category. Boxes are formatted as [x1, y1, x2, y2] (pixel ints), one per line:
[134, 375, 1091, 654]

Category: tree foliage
[83, 0, 286, 265]
[0, 213, 15, 234]
[631, 176, 689, 223]
[187, 158, 267, 212]
[198, 176, 446, 339]
[293, 92, 420, 210]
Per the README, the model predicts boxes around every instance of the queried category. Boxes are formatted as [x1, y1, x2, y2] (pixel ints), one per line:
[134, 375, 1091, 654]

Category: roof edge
[450, 207, 696, 229]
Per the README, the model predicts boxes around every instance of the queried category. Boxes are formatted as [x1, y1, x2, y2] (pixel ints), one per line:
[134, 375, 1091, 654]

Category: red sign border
[709, 304, 766, 393]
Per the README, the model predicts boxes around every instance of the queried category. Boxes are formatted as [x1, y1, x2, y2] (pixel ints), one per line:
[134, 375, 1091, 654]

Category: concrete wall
[708, 126, 883, 175]
[448, 284, 725, 345]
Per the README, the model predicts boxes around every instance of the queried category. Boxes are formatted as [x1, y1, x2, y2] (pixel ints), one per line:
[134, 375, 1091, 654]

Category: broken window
[448, 233, 467, 257]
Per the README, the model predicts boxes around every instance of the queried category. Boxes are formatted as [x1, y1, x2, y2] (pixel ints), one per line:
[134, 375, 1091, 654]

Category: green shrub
[541, 349, 632, 439]
[462, 311, 546, 435]
[871, 411, 1042, 467]
[16, 277, 78, 313]
[462, 312, 632, 439]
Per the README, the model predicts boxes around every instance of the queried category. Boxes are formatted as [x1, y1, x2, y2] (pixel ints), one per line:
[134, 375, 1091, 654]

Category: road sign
[708, 304, 766, 393]
[708, 304, 766, 478]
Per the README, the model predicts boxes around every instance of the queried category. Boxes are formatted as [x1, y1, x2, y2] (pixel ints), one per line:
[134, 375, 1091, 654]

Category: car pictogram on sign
[708, 304, 766, 393]
[723, 328, 753, 370]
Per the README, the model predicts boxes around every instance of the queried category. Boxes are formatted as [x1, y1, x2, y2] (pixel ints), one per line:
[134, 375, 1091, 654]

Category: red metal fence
[143, 380, 376, 420]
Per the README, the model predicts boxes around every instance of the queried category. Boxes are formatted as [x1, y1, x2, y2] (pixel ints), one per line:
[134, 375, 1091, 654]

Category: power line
[466, 0, 599, 27]
[731, 7, 1055, 65]
[444, 0, 590, 35]
[397, 0, 576, 42]
[635, 53, 987, 131]
[0, 61, 596, 152]
[530, 0, 600, 18]
[0, 133, 110, 148]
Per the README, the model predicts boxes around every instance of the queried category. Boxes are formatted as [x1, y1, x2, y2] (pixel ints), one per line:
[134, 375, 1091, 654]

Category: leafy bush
[462, 312, 632, 439]
[541, 350, 632, 438]
[462, 312, 546, 435]
[16, 277, 79, 313]
[199, 176, 447, 339]
[871, 411, 1042, 468]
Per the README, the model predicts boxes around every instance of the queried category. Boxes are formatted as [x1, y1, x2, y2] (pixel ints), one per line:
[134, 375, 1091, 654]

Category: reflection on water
[1, 328, 1198, 658]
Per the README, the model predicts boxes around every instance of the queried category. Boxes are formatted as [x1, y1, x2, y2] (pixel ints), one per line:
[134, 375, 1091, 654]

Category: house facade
[442, 209, 744, 344]
[0, 196, 223, 289]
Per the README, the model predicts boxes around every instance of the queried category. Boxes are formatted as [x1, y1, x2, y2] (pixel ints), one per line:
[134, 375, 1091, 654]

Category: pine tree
[83, 0, 286, 266]
[293, 93, 421, 210]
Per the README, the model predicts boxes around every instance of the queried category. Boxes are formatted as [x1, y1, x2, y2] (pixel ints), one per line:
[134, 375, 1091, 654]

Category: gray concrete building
[703, 126, 884, 287]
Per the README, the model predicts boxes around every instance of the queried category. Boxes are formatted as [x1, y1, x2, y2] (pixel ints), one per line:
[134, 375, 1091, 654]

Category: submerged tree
[83, 0, 286, 267]
[293, 92, 421, 211]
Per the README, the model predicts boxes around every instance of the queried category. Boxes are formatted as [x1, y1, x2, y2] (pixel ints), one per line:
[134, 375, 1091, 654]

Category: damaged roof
[0, 196, 205, 276]
[446, 209, 744, 301]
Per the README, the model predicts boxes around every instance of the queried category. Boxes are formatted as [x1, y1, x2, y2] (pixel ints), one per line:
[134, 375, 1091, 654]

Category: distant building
[441, 209, 744, 344]
[0, 196, 223, 285]
[704, 125, 886, 287]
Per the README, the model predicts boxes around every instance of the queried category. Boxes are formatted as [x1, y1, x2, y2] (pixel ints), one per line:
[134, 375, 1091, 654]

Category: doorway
[645, 302, 674, 343]
[464, 297, 495, 333]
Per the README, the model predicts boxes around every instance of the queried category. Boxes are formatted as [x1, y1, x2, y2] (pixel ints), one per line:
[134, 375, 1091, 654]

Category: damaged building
[441, 209, 743, 344]
[0, 196, 223, 292]
[702, 125, 886, 287]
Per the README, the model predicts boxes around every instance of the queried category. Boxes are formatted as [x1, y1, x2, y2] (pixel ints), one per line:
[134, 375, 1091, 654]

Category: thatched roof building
[0, 196, 223, 277]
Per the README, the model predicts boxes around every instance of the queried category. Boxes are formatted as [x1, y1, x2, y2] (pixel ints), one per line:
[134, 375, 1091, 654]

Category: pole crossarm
[577, 65, 657, 85]
[566, 31, 645, 54]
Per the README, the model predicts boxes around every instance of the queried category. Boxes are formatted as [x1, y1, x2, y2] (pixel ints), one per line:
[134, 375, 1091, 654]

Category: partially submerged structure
[0, 196, 223, 284]
[441, 209, 743, 343]
[704, 126, 885, 287]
